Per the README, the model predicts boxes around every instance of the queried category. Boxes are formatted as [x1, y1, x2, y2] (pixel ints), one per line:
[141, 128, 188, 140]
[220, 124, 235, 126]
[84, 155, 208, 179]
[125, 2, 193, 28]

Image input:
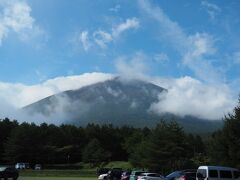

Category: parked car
[196, 166, 240, 180]
[15, 162, 30, 170]
[165, 169, 197, 180]
[137, 173, 164, 180]
[107, 168, 123, 180]
[15, 163, 25, 170]
[97, 168, 111, 176]
[121, 171, 131, 180]
[34, 164, 42, 170]
[130, 170, 146, 180]
[0, 166, 19, 180]
[99, 173, 108, 180]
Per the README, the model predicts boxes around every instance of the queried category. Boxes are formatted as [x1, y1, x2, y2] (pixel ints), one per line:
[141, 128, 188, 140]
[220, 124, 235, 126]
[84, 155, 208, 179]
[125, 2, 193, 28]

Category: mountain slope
[23, 77, 222, 133]
[24, 78, 165, 125]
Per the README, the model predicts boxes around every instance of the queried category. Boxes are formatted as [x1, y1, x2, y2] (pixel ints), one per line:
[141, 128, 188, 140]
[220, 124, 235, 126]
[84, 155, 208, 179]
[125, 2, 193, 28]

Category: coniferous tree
[82, 138, 111, 167]
[132, 121, 189, 173]
[208, 97, 240, 168]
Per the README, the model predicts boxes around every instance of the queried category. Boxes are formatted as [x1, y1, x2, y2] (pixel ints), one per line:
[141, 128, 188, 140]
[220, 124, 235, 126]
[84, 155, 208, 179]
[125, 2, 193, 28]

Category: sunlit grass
[19, 177, 96, 180]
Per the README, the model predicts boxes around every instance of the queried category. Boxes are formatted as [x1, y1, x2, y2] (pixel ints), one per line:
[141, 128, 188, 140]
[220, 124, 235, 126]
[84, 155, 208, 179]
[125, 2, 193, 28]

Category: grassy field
[17, 161, 132, 180]
[19, 177, 96, 180]
[18, 169, 97, 179]
[19, 169, 96, 177]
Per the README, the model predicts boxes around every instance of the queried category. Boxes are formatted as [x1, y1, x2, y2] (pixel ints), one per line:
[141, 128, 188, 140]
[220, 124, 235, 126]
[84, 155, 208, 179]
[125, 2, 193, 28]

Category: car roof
[132, 170, 145, 172]
[141, 173, 160, 175]
[181, 169, 197, 173]
[198, 166, 239, 171]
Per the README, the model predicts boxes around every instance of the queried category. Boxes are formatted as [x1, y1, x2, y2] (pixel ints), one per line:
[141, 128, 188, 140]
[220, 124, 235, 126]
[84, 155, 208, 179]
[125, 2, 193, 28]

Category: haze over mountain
[23, 77, 222, 133]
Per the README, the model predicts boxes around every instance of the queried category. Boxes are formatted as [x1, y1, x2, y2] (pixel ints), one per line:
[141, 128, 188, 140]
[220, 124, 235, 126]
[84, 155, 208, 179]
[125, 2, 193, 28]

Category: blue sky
[0, 0, 239, 84]
[0, 0, 240, 121]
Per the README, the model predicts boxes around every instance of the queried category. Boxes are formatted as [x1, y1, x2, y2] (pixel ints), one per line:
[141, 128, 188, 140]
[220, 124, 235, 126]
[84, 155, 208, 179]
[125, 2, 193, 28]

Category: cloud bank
[0, 72, 113, 108]
[0, 72, 113, 124]
[150, 76, 235, 120]
[0, 71, 237, 123]
[113, 53, 236, 120]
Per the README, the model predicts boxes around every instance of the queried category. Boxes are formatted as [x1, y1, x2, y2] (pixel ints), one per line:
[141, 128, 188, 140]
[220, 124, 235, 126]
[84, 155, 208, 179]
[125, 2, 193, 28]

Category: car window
[148, 173, 160, 177]
[6, 167, 14, 172]
[167, 171, 181, 178]
[126, 172, 131, 175]
[233, 171, 240, 179]
[220, 170, 232, 178]
[197, 169, 207, 179]
[209, 170, 218, 178]
[186, 172, 197, 178]
[136, 172, 145, 175]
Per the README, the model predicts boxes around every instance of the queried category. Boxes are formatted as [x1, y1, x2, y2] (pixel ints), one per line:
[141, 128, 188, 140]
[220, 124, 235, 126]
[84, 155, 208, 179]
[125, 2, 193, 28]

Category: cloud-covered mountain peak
[23, 77, 166, 125]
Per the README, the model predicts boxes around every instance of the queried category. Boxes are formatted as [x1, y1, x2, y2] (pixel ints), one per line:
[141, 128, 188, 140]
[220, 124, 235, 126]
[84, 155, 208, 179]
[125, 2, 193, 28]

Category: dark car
[165, 169, 197, 180]
[121, 171, 131, 180]
[0, 166, 19, 180]
[97, 168, 111, 176]
[107, 168, 123, 180]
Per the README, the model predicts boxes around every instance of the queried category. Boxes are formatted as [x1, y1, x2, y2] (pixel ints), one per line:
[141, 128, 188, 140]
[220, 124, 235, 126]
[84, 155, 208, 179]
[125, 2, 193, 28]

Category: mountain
[23, 77, 222, 133]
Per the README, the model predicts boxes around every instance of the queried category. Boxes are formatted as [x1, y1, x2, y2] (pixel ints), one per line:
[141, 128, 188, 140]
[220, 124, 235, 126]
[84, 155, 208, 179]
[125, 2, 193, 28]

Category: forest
[0, 98, 239, 174]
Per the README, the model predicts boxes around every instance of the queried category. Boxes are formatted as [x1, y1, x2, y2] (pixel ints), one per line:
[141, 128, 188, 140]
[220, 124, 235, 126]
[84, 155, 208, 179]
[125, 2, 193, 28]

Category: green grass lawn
[17, 161, 132, 180]
[19, 177, 96, 180]
[19, 169, 96, 177]
[18, 169, 97, 180]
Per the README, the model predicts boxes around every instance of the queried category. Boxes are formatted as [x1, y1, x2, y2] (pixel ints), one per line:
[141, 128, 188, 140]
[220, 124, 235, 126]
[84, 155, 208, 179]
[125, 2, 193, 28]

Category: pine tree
[208, 97, 240, 168]
[142, 121, 188, 173]
[82, 138, 111, 167]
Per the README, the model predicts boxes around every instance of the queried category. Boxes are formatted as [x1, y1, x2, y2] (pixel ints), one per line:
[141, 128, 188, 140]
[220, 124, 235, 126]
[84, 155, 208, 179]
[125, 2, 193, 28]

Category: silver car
[138, 173, 164, 180]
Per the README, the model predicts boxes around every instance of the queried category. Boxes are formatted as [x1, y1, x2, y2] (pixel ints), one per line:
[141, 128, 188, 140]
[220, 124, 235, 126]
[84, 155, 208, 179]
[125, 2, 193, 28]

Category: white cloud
[112, 53, 236, 120]
[201, 1, 221, 20]
[149, 76, 236, 120]
[154, 53, 169, 63]
[233, 51, 240, 64]
[109, 4, 121, 13]
[0, 71, 236, 122]
[112, 17, 140, 38]
[0, 0, 45, 46]
[139, 0, 221, 83]
[0, 72, 113, 108]
[114, 52, 149, 81]
[2, 0, 34, 32]
[79, 31, 91, 51]
[77, 17, 140, 51]
[93, 30, 112, 49]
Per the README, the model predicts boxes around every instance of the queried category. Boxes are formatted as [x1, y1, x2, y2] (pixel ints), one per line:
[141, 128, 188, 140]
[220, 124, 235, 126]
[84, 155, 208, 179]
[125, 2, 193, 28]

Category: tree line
[0, 98, 239, 173]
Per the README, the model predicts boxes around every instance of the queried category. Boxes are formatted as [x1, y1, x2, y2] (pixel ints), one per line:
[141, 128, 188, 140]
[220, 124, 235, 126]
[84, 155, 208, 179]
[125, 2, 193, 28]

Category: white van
[15, 163, 25, 169]
[196, 166, 240, 180]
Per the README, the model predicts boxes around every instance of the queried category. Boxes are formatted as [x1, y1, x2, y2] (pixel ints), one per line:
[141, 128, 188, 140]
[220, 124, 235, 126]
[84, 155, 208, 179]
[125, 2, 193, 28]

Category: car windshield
[166, 171, 182, 178]
[123, 171, 131, 175]
[136, 171, 145, 175]
[148, 173, 161, 177]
